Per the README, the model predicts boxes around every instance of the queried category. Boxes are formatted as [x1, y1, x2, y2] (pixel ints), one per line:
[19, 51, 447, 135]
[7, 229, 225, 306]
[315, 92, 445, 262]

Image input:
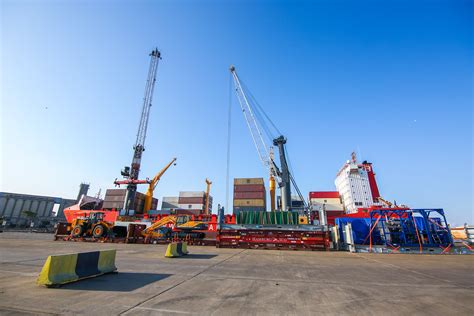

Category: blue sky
[1, 0, 472, 225]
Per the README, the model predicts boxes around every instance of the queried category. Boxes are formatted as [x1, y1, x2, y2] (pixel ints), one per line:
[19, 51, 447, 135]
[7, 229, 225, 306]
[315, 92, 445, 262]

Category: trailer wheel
[71, 225, 83, 238]
[93, 225, 105, 238]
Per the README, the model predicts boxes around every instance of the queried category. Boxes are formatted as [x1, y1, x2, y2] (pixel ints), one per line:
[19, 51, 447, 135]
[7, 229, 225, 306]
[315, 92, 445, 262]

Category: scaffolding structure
[368, 208, 453, 251]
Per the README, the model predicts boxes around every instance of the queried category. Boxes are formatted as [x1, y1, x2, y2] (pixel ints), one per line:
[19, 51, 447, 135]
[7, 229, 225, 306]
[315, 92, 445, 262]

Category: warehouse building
[0, 192, 76, 226]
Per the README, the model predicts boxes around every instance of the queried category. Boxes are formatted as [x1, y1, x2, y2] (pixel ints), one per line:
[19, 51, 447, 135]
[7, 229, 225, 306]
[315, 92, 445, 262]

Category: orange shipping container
[234, 178, 264, 185]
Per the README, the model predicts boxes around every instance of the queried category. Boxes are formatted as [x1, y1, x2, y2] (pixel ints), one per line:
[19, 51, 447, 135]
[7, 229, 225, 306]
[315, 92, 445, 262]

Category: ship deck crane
[229, 66, 307, 212]
[144, 158, 177, 213]
[204, 178, 212, 215]
[115, 49, 161, 215]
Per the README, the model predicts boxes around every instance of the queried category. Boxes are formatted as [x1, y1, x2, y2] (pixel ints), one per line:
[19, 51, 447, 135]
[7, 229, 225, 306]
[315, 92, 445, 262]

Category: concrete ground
[0, 232, 473, 315]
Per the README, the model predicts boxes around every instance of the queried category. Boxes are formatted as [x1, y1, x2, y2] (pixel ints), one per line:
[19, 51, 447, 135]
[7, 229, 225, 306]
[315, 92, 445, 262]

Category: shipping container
[234, 199, 265, 207]
[234, 178, 264, 185]
[161, 197, 179, 210]
[104, 195, 126, 202]
[311, 203, 344, 211]
[233, 191, 265, 199]
[234, 184, 265, 192]
[277, 196, 305, 208]
[178, 197, 205, 204]
[135, 192, 146, 199]
[151, 198, 158, 210]
[292, 200, 305, 207]
[179, 191, 205, 198]
[103, 201, 123, 209]
[309, 198, 342, 205]
[105, 189, 127, 197]
[162, 196, 179, 202]
[161, 202, 179, 209]
[309, 191, 340, 199]
[178, 203, 205, 210]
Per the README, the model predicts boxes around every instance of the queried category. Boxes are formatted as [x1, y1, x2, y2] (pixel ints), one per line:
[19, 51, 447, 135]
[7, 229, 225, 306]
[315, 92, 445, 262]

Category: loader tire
[93, 225, 105, 238]
[71, 225, 84, 238]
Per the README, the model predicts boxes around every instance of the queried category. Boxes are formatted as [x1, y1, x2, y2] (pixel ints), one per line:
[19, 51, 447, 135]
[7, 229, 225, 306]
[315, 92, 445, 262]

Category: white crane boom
[229, 66, 279, 179]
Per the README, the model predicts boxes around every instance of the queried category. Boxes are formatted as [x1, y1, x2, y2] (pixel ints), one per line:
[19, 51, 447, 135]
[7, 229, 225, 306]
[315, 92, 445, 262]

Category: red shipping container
[234, 184, 265, 192]
[234, 191, 265, 199]
[309, 191, 340, 199]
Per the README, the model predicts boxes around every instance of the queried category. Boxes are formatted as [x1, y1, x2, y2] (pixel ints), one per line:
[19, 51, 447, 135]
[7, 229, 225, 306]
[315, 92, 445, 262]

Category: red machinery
[217, 226, 330, 250]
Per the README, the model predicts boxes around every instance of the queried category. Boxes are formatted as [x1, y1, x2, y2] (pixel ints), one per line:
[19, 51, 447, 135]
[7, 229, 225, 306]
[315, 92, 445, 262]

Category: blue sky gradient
[1, 0, 472, 225]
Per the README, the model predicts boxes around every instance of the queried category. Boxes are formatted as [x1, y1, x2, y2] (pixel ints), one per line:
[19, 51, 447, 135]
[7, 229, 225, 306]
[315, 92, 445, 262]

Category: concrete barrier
[165, 242, 189, 258]
[37, 250, 117, 287]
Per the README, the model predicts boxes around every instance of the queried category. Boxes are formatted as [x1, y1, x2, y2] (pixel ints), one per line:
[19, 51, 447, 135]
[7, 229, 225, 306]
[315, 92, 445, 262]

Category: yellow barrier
[181, 242, 188, 255]
[165, 242, 189, 258]
[37, 250, 117, 287]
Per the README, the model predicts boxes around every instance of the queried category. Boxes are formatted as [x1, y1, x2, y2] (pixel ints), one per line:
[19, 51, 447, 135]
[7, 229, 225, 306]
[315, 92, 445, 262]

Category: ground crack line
[118, 249, 246, 315]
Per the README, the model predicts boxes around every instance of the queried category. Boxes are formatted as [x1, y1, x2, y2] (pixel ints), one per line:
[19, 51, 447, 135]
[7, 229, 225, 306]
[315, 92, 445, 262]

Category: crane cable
[240, 79, 281, 142]
[285, 145, 308, 208]
[237, 75, 308, 205]
[225, 73, 233, 214]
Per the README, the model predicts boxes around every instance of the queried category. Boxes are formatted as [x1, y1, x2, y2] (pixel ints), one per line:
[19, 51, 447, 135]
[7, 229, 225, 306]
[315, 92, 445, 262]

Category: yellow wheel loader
[69, 212, 114, 238]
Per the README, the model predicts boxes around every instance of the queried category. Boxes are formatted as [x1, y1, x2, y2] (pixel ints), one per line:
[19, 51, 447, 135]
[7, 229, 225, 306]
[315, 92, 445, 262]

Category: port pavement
[0, 232, 473, 315]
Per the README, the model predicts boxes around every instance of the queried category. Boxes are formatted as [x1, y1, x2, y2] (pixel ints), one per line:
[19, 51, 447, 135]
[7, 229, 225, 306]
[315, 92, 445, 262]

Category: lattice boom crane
[116, 49, 161, 214]
[230, 66, 294, 211]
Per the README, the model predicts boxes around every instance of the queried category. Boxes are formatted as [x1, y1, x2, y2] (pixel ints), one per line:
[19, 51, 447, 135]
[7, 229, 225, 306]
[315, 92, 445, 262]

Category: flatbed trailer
[217, 225, 331, 251]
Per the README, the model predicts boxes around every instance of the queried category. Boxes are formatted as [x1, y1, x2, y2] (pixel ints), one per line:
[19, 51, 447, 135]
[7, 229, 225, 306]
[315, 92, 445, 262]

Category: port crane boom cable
[240, 79, 282, 137]
[235, 75, 281, 173]
[226, 72, 233, 213]
[230, 67, 271, 169]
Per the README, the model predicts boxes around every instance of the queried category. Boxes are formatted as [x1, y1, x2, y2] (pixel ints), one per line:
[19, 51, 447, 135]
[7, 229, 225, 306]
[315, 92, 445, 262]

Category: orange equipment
[204, 178, 212, 215]
[144, 158, 177, 213]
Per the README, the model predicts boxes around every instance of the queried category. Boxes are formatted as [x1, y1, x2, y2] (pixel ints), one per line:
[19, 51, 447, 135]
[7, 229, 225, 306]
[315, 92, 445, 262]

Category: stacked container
[309, 191, 345, 225]
[178, 191, 212, 215]
[102, 189, 157, 213]
[309, 191, 344, 211]
[161, 196, 179, 211]
[277, 195, 305, 212]
[233, 178, 266, 214]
